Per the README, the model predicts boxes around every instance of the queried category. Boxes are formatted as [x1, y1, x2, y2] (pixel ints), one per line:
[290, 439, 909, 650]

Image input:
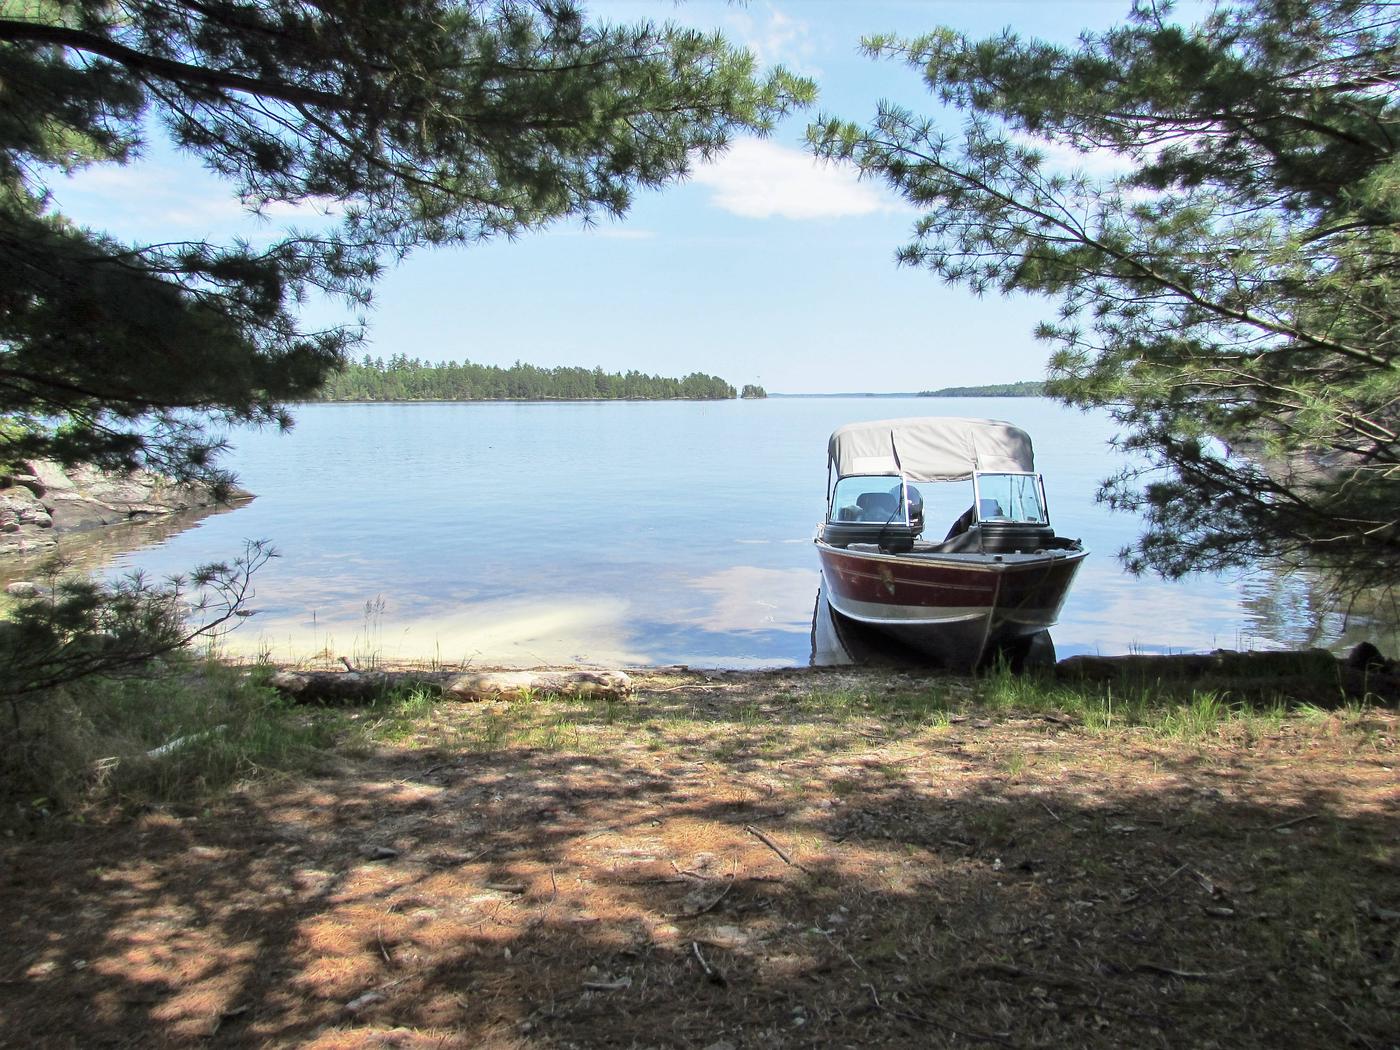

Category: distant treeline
[919, 381, 1045, 397]
[314, 356, 737, 401]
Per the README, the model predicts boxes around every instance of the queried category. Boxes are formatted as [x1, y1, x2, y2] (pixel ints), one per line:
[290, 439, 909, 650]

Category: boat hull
[815, 540, 1087, 670]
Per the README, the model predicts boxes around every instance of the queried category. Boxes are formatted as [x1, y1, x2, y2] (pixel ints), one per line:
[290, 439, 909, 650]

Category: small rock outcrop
[0, 459, 251, 557]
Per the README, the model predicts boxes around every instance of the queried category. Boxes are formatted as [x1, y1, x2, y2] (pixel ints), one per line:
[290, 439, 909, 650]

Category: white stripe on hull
[823, 592, 989, 626]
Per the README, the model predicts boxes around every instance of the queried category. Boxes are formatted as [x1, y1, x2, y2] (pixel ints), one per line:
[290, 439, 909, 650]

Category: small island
[313, 355, 737, 401]
[919, 381, 1045, 397]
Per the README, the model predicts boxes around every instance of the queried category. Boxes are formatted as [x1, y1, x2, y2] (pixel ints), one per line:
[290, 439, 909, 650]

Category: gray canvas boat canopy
[827, 417, 1035, 483]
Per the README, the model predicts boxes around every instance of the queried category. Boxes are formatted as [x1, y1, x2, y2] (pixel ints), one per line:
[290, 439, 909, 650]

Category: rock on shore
[0, 460, 251, 557]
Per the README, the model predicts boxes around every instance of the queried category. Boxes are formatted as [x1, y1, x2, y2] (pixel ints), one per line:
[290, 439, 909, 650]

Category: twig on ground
[1262, 812, 1319, 832]
[820, 929, 867, 975]
[413, 761, 461, 779]
[1134, 962, 1238, 981]
[1040, 799, 1064, 823]
[1319, 1003, 1377, 1050]
[582, 976, 632, 992]
[690, 877, 736, 917]
[428, 845, 494, 868]
[971, 962, 1093, 990]
[1156, 863, 1189, 889]
[485, 882, 526, 894]
[691, 941, 725, 985]
[377, 902, 398, 967]
[745, 824, 807, 871]
[885, 1000, 1019, 1048]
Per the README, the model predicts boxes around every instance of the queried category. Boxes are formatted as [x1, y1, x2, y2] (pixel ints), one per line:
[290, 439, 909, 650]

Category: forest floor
[2, 666, 1397, 1049]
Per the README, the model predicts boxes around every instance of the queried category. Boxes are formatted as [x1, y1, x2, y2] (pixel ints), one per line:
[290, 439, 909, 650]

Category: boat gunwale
[814, 537, 1088, 573]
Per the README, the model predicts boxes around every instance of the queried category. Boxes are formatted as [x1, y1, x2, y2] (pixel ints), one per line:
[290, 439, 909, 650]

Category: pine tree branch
[0, 18, 351, 111]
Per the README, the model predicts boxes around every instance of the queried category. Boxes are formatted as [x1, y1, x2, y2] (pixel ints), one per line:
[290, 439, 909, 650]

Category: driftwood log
[444, 669, 632, 700]
[267, 668, 633, 704]
[1055, 648, 1341, 680]
[1055, 645, 1400, 705]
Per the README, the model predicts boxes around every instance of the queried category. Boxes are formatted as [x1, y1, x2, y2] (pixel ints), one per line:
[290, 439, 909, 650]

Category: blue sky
[55, 1, 1202, 394]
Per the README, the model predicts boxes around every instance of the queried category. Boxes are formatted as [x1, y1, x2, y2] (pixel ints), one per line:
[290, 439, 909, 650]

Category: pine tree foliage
[0, 541, 271, 715]
[811, 0, 1399, 594]
[1, 0, 812, 487]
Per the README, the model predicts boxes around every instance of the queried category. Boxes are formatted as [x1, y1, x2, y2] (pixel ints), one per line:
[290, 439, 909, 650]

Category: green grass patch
[796, 685, 957, 724]
[975, 667, 1296, 739]
[1, 659, 338, 820]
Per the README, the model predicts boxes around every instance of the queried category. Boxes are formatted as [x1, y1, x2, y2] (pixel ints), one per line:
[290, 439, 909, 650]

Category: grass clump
[797, 685, 956, 725]
[973, 665, 1299, 738]
[1, 659, 337, 822]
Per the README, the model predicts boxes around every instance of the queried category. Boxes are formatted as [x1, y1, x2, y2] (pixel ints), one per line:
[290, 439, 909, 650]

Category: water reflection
[684, 566, 816, 633]
[809, 585, 950, 669]
[1237, 565, 1400, 656]
[0, 503, 231, 587]
[6, 399, 1399, 668]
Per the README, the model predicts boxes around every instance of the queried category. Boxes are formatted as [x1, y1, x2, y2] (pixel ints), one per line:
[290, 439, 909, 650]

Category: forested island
[312, 356, 737, 401]
[919, 381, 1045, 397]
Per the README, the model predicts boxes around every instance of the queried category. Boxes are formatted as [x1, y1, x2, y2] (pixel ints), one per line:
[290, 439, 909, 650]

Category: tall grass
[1, 659, 337, 819]
[976, 666, 1289, 738]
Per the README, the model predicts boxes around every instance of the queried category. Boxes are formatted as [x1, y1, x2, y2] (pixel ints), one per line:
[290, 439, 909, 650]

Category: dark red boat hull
[816, 540, 1087, 670]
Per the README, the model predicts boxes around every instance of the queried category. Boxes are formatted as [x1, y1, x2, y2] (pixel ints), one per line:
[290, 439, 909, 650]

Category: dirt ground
[2, 667, 1396, 1049]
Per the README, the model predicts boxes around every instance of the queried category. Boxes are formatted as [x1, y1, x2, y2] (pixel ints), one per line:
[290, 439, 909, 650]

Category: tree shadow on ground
[1, 688, 1395, 1049]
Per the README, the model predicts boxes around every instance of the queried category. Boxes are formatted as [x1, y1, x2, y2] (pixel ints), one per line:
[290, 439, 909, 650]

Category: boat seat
[979, 498, 1005, 520]
[945, 504, 976, 540]
[856, 492, 899, 521]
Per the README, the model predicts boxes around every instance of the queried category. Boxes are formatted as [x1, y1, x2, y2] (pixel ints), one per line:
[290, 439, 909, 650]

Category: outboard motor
[876, 484, 924, 554]
[906, 486, 924, 535]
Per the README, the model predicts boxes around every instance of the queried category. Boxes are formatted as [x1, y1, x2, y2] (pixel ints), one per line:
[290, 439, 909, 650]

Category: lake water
[50, 397, 1380, 667]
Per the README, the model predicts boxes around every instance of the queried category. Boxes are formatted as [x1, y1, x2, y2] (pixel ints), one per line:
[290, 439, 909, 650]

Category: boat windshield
[829, 475, 920, 525]
[974, 472, 1048, 525]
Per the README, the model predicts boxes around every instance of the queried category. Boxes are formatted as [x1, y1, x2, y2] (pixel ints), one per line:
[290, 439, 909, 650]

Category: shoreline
[259, 644, 1400, 709]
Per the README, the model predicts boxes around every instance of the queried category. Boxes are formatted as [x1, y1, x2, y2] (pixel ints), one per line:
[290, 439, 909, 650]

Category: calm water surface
[72, 398, 1373, 667]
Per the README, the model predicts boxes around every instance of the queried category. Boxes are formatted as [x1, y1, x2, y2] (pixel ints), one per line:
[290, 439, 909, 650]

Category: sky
[53, 1, 1204, 394]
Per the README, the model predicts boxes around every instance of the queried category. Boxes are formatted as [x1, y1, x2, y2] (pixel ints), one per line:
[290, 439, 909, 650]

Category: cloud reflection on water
[684, 565, 818, 634]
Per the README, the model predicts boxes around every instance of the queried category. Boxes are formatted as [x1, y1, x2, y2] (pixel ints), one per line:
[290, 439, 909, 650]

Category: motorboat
[815, 417, 1087, 670]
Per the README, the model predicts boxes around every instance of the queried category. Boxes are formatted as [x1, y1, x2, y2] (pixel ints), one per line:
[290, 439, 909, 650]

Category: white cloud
[692, 137, 901, 220]
[725, 4, 819, 75]
[54, 159, 339, 240]
[1012, 132, 1136, 181]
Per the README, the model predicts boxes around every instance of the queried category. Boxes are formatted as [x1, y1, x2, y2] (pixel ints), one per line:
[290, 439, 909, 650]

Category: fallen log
[267, 668, 633, 704]
[1054, 646, 1399, 705]
[267, 670, 439, 703]
[445, 669, 632, 701]
[1055, 648, 1340, 681]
